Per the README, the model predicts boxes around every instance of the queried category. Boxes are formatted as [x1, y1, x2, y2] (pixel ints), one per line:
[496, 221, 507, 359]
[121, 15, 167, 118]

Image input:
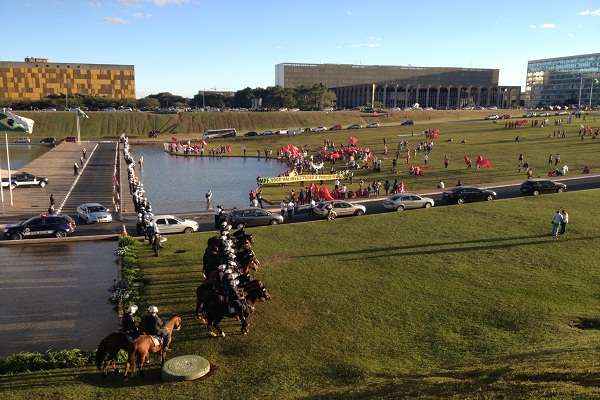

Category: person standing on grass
[280, 201, 287, 219]
[552, 210, 564, 240]
[443, 154, 449, 169]
[384, 180, 390, 195]
[560, 209, 569, 236]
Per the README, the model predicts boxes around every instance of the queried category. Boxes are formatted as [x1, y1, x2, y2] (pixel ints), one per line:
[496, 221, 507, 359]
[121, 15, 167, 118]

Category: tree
[137, 97, 160, 110]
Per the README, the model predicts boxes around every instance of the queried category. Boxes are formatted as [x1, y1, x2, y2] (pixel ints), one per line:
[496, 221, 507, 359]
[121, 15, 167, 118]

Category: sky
[2, 0, 600, 98]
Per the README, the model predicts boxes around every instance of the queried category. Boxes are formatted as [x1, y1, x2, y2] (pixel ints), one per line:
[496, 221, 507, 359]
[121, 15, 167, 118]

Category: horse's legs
[214, 316, 226, 337]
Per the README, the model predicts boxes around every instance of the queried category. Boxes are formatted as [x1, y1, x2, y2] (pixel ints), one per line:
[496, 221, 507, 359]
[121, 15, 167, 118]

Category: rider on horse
[140, 306, 171, 350]
[120, 304, 140, 340]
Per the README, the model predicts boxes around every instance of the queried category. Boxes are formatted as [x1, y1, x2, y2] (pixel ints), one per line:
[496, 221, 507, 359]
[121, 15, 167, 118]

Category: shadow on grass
[297, 234, 548, 259]
[342, 235, 600, 261]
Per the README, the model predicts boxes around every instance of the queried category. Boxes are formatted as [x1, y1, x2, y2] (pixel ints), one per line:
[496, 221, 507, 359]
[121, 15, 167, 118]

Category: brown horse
[95, 331, 132, 376]
[124, 315, 182, 377]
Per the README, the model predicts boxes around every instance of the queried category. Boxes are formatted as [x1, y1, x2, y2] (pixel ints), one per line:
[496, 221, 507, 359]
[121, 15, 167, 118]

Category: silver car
[313, 201, 366, 218]
[382, 193, 434, 211]
[76, 203, 113, 224]
[151, 215, 199, 234]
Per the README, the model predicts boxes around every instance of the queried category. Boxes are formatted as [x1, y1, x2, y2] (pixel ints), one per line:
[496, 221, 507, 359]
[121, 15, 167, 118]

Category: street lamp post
[578, 75, 584, 109]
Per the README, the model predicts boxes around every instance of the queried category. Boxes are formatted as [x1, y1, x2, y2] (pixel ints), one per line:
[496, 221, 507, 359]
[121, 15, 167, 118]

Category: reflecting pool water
[133, 145, 287, 213]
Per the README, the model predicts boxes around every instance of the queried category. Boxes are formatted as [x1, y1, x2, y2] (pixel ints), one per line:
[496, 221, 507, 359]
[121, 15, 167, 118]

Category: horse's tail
[95, 338, 107, 370]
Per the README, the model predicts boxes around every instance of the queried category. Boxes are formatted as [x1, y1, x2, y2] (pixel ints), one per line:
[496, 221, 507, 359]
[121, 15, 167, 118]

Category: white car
[366, 122, 380, 128]
[151, 215, 199, 234]
[76, 203, 113, 224]
[311, 126, 328, 132]
[382, 193, 434, 211]
[485, 114, 500, 120]
[313, 201, 366, 218]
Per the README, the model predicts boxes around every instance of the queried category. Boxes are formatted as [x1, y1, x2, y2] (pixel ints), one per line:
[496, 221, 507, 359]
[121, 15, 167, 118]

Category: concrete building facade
[332, 82, 521, 109]
[0, 58, 135, 101]
[275, 62, 499, 89]
[526, 53, 600, 107]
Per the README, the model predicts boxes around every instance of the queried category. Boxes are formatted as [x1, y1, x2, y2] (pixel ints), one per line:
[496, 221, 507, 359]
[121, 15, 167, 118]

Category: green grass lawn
[3, 189, 600, 399]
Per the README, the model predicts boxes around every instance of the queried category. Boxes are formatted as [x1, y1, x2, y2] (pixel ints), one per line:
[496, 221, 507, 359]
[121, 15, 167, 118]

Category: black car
[442, 187, 497, 204]
[12, 172, 49, 188]
[401, 120, 414, 126]
[520, 179, 566, 196]
[244, 131, 259, 137]
[4, 214, 76, 240]
[40, 137, 56, 145]
[227, 208, 284, 228]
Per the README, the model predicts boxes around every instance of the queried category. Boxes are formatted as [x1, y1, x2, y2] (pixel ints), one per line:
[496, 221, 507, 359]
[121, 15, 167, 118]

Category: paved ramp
[61, 142, 116, 214]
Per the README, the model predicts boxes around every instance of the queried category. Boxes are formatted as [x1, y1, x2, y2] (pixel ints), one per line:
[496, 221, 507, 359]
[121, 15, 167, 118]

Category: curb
[0, 233, 119, 246]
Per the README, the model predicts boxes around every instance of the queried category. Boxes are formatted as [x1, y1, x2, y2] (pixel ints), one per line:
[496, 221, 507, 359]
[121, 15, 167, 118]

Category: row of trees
[0, 84, 338, 111]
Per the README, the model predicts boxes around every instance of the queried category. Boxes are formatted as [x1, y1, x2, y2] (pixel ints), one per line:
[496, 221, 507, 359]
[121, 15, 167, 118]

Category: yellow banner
[258, 171, 348, 186]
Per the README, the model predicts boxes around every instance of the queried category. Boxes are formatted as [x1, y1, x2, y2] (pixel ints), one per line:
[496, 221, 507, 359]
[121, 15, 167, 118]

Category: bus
[203, 128, 237, 139]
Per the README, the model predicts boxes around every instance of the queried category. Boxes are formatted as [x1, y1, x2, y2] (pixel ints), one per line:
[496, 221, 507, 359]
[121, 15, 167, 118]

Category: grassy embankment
[3, 189, 600, 399]
[16, 109, 513, 140]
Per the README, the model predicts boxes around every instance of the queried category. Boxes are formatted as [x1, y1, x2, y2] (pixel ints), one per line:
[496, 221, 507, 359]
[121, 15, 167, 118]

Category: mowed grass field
[3, 189, 600, 399]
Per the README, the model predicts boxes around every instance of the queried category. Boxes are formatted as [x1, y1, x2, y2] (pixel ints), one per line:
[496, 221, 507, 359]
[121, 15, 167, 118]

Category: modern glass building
[526, 53, 600, 108]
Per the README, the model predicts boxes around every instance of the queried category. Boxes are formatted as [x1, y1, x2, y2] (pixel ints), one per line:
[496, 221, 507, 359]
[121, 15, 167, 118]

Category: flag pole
[76, 112, 81, 143]
[5, 132, 12, 206]
[590, 79, 595, 109]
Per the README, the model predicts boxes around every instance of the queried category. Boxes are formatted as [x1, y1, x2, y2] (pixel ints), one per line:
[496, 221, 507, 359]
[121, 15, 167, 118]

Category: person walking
[257, 192, 264, 208]
[551, 210, 564, 240]
[82, 148, 87, 160]
[73, 162, 80, 176]
[49, 193, 55, 207]
[205, 190, 213, 210]
[559, 209, 569, 236]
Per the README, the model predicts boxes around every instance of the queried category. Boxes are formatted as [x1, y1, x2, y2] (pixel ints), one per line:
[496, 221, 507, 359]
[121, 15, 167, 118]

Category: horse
[196, 279, 270, 337]
[95, 331, 132, 376]
[124, 315, 182, 377]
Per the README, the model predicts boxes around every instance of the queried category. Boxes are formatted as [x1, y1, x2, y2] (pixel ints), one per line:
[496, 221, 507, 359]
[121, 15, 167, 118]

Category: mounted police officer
[141, 306, 171, 350]
[120, 304, 140, 341]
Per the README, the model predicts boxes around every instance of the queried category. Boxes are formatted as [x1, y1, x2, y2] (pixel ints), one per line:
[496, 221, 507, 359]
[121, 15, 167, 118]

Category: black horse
[195, 279, 270, 337]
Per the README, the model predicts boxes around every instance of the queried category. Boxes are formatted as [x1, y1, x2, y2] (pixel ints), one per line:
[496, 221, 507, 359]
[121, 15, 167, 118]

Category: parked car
[14, 137, 31, 144]
[40, 137, 56, 145]
[151, 215, 199, 234]
[76, 203, 113, 224]
[313, 201, 366, 218]
[347, 124, 362, 129]
[400, 119, 414, 126]
[442, 187, 497, 204]
[485, 114, 500, 120]
[0, 178, 17, 189]
[4, 214, 76, 240]
[244, 131, 259, 137]
[330, 124, 343, 131]
[366, 122, 380, 128]
[382, 193, 435, 211]
[311, 126, 328, 132]
[227, 208, 284, 228]
[65, 136, 77, 142]
[11, 172, 49, 188]
[260, 130, 275, 136]
[520, 179, 566, 196]
[275, 129, 289, 135]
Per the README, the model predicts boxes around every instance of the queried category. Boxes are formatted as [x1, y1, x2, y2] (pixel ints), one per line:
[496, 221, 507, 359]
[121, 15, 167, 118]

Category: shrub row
[0, 349, 93, 375]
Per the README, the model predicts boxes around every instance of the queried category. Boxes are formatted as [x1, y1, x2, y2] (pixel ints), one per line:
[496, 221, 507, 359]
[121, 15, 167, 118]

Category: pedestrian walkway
[0, 142, 95, 221]
[61, 142, 117, 214]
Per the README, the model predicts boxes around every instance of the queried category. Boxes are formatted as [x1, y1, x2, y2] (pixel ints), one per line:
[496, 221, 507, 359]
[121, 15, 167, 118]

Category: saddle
[150, 335, 162, 348]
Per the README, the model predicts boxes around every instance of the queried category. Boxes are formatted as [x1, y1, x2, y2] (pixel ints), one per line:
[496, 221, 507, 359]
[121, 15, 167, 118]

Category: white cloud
[103, 16, 128, 24]
[540, 23, 556, 29]
[579, 9, 600, 16]
[89, 0, 101, 7]
[568, 32, 575, 38]
[152, 0, 189, 5]
[274, 44, 285, 49]
[118, 0, 141, 5]
[346, 10, 352, 16]
[133, 11, 152, 18]
[529, 24, 537, 29]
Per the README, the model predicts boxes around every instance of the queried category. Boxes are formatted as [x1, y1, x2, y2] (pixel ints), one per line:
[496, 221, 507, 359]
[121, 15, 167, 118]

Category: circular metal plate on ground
[162, 355, 211, 382]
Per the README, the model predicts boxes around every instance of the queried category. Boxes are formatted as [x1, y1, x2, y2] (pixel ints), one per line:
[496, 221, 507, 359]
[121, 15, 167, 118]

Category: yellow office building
[0, 58, 135, 101]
